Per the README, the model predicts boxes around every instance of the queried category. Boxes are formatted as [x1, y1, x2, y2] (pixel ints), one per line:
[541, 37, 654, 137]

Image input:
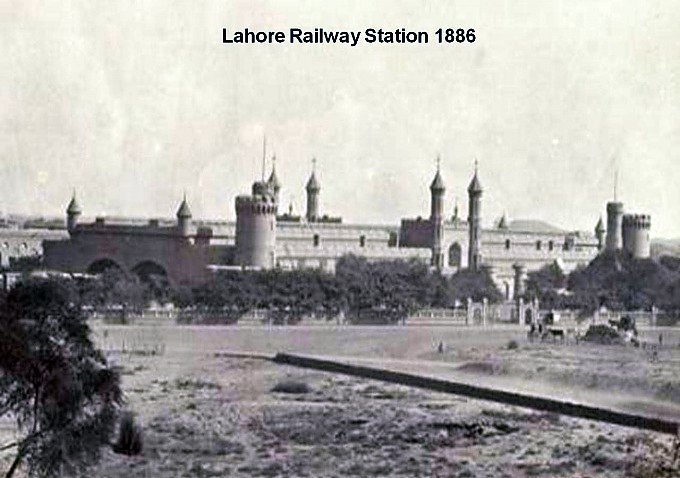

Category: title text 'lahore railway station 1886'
[36, 159, 650, 299]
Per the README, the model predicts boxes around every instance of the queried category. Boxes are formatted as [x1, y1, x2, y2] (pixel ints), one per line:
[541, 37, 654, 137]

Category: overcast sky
[1, 0, 678, 237]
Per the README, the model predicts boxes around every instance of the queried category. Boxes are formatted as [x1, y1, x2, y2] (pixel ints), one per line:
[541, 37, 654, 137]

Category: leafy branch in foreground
[0, 278, 122, 478]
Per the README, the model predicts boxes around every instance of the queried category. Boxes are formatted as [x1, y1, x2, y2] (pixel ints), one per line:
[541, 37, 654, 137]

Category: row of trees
[524, 251, 680, 312]
[174, 255, 503, 323]
[5, 255, 505, 324]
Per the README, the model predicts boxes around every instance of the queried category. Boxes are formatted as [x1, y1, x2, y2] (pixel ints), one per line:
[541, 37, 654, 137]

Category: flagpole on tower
[261, 134, 267, 181]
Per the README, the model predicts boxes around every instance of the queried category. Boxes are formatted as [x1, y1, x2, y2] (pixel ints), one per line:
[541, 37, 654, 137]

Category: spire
[467, 159, 483, 193]
[595, 216, 605, 234]
[306, 158, 320, 192]
[66, 189, 82, 215]
[176, 193, 192, 219]
[267, 154, 281, 190]
[498, 212, 508, 229]
[430, 156, 445, 192]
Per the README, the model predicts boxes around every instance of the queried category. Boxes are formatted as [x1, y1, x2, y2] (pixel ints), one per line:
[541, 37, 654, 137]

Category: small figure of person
[659, 333, 663, 347]
[437, 341, 444, 354]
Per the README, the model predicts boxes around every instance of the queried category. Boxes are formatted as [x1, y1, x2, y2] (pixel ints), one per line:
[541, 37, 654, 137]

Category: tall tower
[429, 157, 445, 270]
[305, 158, 320, 222]
[66, 191, 81, 233]
[176, 194, 192, 236]
[594, 216, 605, 250]
[235, 180, 277, 268]
[622, 214, 651, 259]
[267, 155, 281, 204]
[467, 162, 483, 270]
[605, 202, 624, 252]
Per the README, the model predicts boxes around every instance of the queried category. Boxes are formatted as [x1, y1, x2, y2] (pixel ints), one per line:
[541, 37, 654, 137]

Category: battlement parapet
[235, 195, 277, 215]
[622, 214, 651, 229]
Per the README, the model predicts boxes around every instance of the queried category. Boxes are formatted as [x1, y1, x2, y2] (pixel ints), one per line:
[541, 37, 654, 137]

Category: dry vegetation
[3, 325, 679, 477]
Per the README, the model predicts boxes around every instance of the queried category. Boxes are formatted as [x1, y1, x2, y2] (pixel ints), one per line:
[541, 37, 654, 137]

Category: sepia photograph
[1, 1, 679, 477]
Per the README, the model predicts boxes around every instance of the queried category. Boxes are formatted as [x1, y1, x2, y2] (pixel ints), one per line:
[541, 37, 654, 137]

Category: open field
[3, 325, 680, 477]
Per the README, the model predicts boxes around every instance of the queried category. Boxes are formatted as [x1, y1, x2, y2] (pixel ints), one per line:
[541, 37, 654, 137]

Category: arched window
[505, 239, 511, 250]
[448, 242, 462, 267]
[536, 240, 542, 250]
[359, 235, 366, 247]
[548, 240, 554, 251]
[313, 234, 320, 247]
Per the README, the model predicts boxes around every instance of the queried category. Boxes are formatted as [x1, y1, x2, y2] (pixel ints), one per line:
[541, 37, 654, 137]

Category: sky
[1, 0, 678, 237]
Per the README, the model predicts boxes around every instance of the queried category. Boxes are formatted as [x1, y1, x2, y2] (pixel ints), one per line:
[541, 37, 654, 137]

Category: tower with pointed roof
[430, 156, 445, 269]
[305, 158, 321, 222]
[594, 216, 605, 250]
[66, 191, 82, 233]
[267, 155, 281, 204]
[467, 161, 483, 270]
[176, 194, 192, 236]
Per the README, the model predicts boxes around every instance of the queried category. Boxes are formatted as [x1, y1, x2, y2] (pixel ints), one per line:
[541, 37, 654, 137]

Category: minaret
[595, 216, 605, 250]
[305, 158, 320, 222]
[467, 161, 483, 270]
[66, 190, 82, 233]
[176, 193, 192, 236]
[429, 156, 445, 270]
[267, 155, 281, 204]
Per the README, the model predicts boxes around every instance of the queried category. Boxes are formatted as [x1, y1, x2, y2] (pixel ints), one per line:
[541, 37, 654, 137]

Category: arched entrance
[131, 261, 168, 283]
[87, 258, 123, 274]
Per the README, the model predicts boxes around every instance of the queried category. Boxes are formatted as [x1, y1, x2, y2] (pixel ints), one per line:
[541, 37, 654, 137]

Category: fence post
[482, 298, 488, 326]
[466, 298, 472, 326]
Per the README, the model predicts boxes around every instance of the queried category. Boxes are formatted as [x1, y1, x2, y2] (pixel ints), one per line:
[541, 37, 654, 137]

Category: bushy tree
[567, 251, 680, 311]
[448, 266, 503, 303]
[524, 262, 569, 309]
[78, 268, 148, 314]
[0, 278, 122, 478]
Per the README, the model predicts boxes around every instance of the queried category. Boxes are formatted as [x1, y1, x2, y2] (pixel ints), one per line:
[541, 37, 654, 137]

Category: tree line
[524, 251, 680, 315]
[65, 255, 502, 324]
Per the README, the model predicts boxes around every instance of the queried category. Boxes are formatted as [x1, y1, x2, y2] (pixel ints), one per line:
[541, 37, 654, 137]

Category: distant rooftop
[505, 219, 565, 234]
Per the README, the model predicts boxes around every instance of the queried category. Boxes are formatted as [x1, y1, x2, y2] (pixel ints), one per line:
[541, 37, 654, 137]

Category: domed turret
[305, 158, 320, 222]
[306, 171, 320, 193]
[430, 170, 445, 193]
[467, 170, 483, 195]
[66, 191, 82, 233]
[176, 194, 192, 236]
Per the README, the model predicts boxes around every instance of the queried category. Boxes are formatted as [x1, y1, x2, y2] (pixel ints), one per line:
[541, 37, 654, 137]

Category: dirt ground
[2, 325, 679, 477]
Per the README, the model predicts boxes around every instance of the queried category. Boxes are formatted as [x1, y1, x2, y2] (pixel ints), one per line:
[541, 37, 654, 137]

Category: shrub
[271, 380, 311, 394]
[507, 339, 520, 350]
[112, 412, 144, 456]
[0, 278, 122, 478]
